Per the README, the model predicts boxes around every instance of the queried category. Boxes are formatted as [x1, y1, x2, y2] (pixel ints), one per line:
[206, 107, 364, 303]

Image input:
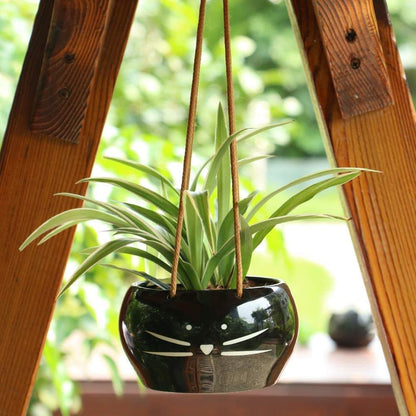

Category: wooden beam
[312, 0, 393, 119]
[31, 0, 111, 143]
[0, 1, 139, 415]
[286, 0, 416, 415]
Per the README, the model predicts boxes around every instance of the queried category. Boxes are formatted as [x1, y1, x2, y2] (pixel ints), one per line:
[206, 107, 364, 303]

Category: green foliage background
[1, 1, 415, 415]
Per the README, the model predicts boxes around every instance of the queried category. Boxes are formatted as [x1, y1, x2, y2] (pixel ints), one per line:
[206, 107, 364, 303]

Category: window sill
[55, 381, 398, 416]
[59, 335, 398, 415]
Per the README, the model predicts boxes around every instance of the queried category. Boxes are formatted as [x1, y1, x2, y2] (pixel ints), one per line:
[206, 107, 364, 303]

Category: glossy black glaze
[329, 310, 375, 348]
[119, 276, 298, 392]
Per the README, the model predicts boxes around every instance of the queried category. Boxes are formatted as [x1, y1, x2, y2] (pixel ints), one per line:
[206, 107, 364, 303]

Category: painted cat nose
[200, 344, 214, 355]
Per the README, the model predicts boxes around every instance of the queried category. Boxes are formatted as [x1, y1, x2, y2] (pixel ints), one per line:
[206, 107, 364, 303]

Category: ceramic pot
[119, 276, 298, 393]
[329, 310, 375, 348]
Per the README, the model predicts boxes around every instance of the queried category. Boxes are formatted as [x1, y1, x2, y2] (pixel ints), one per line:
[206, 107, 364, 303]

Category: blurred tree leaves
[1, 0, 415, 156]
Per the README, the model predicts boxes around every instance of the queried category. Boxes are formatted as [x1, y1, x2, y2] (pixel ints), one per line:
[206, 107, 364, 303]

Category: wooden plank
[55, 381, 399, 416]
[312, 0, 393, 118]
[285, 0, 416, 415]
[0, 1, 139, 415]
[31, 0, 110, 143]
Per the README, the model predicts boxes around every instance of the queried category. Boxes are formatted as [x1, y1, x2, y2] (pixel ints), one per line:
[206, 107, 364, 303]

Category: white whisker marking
[144, 351, 193, 357]
[221, 349, 272, 356]
[223, 328, 269, 346]
[146, 330, 191, 346]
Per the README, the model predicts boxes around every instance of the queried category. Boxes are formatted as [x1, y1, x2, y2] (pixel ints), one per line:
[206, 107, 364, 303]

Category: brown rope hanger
[170, 0, 243, 298]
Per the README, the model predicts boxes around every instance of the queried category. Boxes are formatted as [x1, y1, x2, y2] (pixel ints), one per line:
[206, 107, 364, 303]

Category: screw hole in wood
[345, 29, 357, 43]
[350, 57, 361, 70]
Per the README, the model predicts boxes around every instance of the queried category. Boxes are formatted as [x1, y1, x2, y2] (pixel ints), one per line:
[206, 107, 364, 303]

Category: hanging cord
[170, 0, 207, 297]
[170, 0, 243, 297]
[223, 0, 243, 298]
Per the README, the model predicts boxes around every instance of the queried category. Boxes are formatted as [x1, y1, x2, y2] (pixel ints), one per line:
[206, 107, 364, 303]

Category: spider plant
[20, 104, 369, 293]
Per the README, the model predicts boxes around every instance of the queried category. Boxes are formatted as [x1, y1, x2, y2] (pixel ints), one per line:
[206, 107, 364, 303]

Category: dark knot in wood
[57, 88, 71, 100]
[64, 53, 75, 63]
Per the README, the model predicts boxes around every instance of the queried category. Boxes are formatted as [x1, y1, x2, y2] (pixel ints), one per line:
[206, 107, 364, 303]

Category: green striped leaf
[101, 264, 170, 290]
[77, 177, 178, 217]
[204, 120, 292, 194]
[59, 238, 139, 296]
[246, 168, 372, 221]
[104, 156, 179, 195]
[116, 247, 172, 274]
[20, 208, 128, 251]
[185, 190, 215, 251]
[224, 215, 253, 289]
[252, 172, 360, 249]
[56, 193, 137, 227]
[202, 213, 346, 288]
[38, 220, 83, 246]
[124, 202, 177, 236]
[215, 104, 231, 228]
[216, 192, 258, 281]
[238, 155, 273, 167]
[184, 191, 204, 276]
[252, 214, 346, 248]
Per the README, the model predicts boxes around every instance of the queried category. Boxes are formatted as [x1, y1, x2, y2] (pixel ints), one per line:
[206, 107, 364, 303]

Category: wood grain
[31, 0, 110, 143]
[286, 0, 416, 414]
[312, 0, 393, 119]
[0, 1, 139, 415]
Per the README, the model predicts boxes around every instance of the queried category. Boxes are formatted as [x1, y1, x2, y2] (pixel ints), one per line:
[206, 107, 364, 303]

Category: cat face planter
[119, 276, 298, 393]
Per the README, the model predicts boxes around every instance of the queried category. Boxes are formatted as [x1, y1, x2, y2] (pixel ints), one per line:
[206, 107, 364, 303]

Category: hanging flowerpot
[19, 105, 364, 392]
[19, 0, 369, 396]
[119, 276, 298, 392]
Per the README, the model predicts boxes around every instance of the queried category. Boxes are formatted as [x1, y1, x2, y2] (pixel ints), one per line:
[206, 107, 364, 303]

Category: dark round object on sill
[119, 276, 298, 393]
[329, 310, 375, 348]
